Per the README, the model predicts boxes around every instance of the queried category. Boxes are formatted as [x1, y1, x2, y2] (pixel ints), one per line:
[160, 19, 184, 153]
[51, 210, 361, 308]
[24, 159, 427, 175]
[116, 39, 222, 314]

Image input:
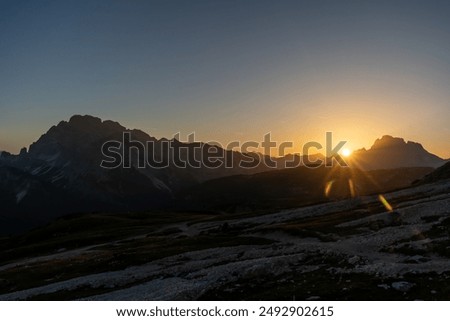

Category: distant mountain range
[0, 115, 447, 234]
[348, 135, 445, 170]
[0, 115, 278, 232]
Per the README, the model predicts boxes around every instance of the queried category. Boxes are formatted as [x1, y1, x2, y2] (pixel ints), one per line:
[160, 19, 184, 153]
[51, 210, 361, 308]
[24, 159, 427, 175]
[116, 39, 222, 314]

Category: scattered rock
[387, 211, 403, 226]
[377, 284, 390, 290]
[348, 256, 360, 265]
[392, 281, 415, 292]
[220, 223, 230, 233]
[369, 221, 382, 231]
[406, 255, 429, 263]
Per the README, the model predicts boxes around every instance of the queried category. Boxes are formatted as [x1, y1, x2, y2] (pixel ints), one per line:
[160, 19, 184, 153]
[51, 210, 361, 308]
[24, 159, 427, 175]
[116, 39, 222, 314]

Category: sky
[1, 0, 449, 157]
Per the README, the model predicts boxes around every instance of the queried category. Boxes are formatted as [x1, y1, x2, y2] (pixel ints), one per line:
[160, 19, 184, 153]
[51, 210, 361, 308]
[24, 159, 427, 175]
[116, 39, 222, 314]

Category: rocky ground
[0, 179, 449, 300]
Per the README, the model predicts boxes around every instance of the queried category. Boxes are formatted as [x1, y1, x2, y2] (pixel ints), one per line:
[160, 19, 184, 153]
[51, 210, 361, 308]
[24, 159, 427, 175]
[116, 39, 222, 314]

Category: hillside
[180, 166, 433, 212]
[416, 161, 450, 184]
[0, 178, 448, 300]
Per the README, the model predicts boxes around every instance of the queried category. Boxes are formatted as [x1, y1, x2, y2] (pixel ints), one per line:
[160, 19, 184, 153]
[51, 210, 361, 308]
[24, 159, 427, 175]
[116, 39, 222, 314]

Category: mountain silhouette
[348, 135, 445, 170]
[0, 115, 277, 233]
[181, 166, 433, 212]
[0, 116, 445, 234]
[415, 161, 450, 184]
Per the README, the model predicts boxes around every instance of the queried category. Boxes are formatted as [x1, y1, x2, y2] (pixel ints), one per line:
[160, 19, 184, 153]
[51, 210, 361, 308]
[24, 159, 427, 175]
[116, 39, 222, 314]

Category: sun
[341, 148, 352, 157]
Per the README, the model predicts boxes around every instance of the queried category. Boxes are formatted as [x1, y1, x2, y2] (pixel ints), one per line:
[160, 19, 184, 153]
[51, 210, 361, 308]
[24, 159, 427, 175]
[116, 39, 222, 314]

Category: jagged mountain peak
[67, 114, 125, 133]
[406, 140, 425, 149]
[41, 115, 159, 143]
[69, 114, 102, 125]
[28, 115, 129, 159]
[370, 135, 427, 152]
[351, 135, 445, 170]
[371, 135, 406, 149]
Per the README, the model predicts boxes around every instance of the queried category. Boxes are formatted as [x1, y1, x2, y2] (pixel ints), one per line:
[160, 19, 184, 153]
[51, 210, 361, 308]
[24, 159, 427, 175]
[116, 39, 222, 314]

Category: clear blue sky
[1, 0, 449, 157]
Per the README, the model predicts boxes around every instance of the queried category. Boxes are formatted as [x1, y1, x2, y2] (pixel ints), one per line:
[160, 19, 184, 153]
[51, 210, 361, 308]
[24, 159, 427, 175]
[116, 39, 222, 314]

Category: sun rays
[322, 158, 396, 214]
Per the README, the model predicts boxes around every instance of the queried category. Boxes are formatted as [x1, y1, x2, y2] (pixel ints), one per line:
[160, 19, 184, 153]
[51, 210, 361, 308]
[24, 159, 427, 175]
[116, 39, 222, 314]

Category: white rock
[377, 284, 390, 290]
[392, 281, 415, 292]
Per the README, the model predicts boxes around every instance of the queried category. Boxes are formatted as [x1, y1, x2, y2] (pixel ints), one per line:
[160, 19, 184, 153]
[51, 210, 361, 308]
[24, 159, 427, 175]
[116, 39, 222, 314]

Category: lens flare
[348, 178, 356, 198]
[378, 194, 393, 212]
[324, 180, 334, 197]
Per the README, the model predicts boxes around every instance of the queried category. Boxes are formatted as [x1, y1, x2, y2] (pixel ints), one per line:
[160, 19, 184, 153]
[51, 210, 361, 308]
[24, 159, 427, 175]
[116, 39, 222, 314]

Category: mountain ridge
[0, 115, 446, 234]
[349, 135, 445, 170]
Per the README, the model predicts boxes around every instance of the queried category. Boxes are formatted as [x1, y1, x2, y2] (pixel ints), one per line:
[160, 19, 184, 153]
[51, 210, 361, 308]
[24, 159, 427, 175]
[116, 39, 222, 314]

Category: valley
[0, 178, 449, 300]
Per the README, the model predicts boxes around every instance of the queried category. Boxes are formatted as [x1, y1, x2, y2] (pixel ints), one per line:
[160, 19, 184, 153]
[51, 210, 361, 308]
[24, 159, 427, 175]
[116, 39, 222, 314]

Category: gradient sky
[1, 0, 449, 157]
